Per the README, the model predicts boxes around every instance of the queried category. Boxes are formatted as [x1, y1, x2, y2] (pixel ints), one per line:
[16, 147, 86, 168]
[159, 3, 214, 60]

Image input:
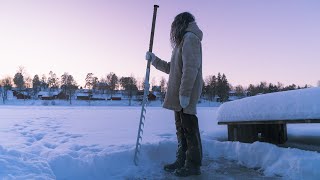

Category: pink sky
[0, 0, 319, 87]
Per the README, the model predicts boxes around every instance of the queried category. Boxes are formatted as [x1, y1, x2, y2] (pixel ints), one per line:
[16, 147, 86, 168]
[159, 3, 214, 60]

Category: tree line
[0, 67, 163, 104]
[0, 67, 313, 104]
[202, 73, 311, 102]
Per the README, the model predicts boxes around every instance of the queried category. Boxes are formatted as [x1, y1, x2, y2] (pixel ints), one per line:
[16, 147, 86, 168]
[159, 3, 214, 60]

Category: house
[136, 90, 157, 101]
[91, 94, 105, 101]
[148, 92, 157, 101]
[38, 90, 68, 100]
[228, 90, 237, 97]
[76, 93, 92, 100]
[76, 92, 105, 100]
[16, 92, 31, 99]
[107, 97, 122, 101]
[56, 91, 69, 100]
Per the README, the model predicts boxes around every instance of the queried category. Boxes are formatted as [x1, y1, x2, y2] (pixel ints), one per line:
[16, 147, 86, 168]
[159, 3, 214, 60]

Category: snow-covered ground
[0, 105, 320, 179]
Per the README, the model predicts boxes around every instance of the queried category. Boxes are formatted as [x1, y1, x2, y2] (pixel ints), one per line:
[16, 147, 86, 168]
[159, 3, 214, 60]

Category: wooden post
[228, 124, 258, 143]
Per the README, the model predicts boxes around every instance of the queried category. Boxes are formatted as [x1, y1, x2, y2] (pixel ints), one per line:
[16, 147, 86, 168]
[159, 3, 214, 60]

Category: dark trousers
[174, 110, 203, 167]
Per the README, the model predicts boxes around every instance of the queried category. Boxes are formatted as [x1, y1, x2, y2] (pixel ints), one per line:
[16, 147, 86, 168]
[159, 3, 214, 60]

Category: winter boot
[174, 163, 201, 177]
[174, 111, 202, 177]
[163, 159, 185, 173]
[164, 111, 187, 172]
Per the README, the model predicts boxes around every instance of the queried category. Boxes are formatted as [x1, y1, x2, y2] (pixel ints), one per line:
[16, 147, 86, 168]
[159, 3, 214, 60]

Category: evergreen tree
[283, 84, 297, 91]
[13, 72, 25, 91]
[215, 73, 230, 102]
[258, 82, 268, 94]
[221, 74, 230, 102]
[32, 75, 41, 97]
[205, 75, 217, 101]
[268, 83, 279, 93]
[216, 73, 222, 101]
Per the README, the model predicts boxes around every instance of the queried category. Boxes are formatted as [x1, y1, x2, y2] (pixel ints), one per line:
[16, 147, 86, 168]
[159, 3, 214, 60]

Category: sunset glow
[0, 0, 319, 87]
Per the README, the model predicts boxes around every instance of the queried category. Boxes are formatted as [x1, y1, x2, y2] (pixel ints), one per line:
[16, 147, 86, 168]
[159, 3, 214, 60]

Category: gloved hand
[179, 95, 190, 108]
[145, 51, 156, 63]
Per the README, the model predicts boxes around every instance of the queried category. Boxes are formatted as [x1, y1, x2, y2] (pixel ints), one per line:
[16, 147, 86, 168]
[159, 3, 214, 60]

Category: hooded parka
[152, 22, 203, 115]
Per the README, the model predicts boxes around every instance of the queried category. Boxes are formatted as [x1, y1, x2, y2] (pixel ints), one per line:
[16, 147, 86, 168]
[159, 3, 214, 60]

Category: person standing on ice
[146, 12, 203, 177]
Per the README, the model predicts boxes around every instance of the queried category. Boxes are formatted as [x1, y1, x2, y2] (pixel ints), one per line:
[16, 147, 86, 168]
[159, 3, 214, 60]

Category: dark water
[161, 157, 280, 180]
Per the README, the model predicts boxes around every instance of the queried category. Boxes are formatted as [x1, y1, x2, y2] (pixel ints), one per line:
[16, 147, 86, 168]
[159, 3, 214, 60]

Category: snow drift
[217, 87, 320, 122]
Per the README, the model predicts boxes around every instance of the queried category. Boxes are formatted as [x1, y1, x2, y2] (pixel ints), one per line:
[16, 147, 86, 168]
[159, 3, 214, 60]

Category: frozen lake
[0, 106, 319, 179]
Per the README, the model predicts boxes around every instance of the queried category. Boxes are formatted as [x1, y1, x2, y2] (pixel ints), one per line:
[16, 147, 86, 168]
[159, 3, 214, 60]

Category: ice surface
[217, 87, 320, 122]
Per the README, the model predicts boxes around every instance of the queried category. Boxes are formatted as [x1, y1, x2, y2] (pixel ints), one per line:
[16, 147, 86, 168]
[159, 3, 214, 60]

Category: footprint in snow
[44, 142, 58, 149]
[65, 133, 82, 138]
[20, 131, 28, 136]
[71, 145, 87, 151]
[60, 139, 69, 144]
[34, 133, 45, 141]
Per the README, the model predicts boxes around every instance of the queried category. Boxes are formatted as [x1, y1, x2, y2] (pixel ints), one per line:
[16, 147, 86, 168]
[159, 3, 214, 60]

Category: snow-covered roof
[217, 87, 320, 122]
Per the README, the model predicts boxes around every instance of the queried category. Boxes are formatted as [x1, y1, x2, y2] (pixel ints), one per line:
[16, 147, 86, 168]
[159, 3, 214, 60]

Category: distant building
[38, 90, 69, 100]
[16, 91, 31, 99]
[136, 90, 157, 101]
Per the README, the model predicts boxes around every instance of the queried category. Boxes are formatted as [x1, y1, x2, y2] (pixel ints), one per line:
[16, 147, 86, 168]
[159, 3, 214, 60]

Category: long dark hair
[170, 12, 195, 48]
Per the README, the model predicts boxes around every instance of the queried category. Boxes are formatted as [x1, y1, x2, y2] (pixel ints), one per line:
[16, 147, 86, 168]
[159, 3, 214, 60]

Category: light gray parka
[152, 22, 203, 115]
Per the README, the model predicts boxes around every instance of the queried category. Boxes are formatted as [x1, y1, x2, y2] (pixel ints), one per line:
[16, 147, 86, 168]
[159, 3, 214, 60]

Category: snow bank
[3, 140, 320, 179]
[48, 141, 177, 180]
[217, 87, 320, 122]
[204, 140, 320, 179]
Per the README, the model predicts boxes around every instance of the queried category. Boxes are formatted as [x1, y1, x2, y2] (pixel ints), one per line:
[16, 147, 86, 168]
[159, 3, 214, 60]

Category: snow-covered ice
[0, 105, 320, 179]
[217, 87, 320, 122]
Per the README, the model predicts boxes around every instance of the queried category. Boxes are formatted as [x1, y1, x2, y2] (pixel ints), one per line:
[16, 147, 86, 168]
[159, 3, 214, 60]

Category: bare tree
[85, 73, 98, 102]
[234, 85, 245, 97]
[61, 73, 78, 104]
[120, 76, 138, 106]
[159, 77, 167, 104]
[0, 77, 13, 104]
[98, 77, 108, 94]
[85, 73, 94, 90]
[25, 76, 32, 88]
[107, 72, 119, 98]
[151, 77, 156, 88]
[48, 71, 59, 91]
[40, 74, 48, 90]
